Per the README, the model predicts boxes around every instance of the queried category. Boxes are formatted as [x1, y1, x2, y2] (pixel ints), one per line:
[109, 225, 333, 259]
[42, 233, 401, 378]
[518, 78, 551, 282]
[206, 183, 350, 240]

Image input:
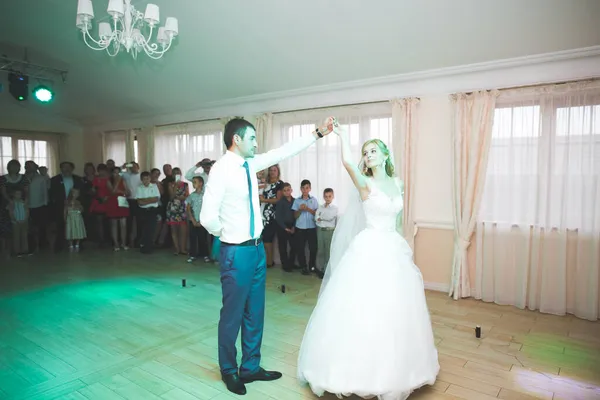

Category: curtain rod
[0, 127, 63, 136]
[154, 99, 397, 128]
[272, 99, 408, 115]
[103, 127, 143, 133]
[155, 117, 220, 128]
[496, 77, 599, 92]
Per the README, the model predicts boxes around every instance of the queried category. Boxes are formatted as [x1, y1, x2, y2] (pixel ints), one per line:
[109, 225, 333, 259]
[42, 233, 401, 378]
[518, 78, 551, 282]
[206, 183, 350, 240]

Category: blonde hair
[360, 139, 394, 177]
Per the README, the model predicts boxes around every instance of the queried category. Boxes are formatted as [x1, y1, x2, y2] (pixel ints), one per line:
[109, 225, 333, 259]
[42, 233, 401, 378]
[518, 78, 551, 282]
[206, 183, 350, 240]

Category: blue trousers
[218, 243, 266, 376]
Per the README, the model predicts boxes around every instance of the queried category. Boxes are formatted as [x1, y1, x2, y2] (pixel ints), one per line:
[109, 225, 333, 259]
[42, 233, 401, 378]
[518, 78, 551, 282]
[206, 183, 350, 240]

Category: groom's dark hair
[224, 118, 256, 149]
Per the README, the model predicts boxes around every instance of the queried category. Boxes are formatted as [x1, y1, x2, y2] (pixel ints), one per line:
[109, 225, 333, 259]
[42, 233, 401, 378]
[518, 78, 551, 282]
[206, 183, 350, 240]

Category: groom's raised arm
[200, 161, 226, 236]
[251, 133, 319, 173]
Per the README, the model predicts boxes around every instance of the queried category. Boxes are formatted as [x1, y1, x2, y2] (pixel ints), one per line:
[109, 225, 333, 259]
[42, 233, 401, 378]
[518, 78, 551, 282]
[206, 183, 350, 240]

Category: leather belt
[222, 238, 263, 247]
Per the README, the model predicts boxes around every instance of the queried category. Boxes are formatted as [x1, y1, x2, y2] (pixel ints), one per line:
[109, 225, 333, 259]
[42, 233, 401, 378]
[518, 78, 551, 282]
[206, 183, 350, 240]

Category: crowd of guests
[0, 157, 340, 276]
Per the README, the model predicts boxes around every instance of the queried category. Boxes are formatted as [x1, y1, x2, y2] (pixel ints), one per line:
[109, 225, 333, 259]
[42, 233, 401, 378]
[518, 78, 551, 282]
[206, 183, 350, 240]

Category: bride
[296, 119, 440, 400]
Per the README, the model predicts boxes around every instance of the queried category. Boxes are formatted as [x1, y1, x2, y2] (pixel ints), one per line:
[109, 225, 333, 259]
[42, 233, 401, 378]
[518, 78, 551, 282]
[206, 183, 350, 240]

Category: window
[134, 136, 139, 163]
[18, 140, 50, 171]
[275, 114, 392, 212]
[104, 131, 127, 164]
[0, 135, 58, 175]
[480, 94, 600, 231]
[153, 122, 224, 184]
[0, 136, 12, 175]
[369, 117, 393, 145]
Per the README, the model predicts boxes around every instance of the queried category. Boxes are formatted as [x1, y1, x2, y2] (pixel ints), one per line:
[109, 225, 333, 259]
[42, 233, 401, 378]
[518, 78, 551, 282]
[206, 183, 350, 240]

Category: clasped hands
[318, 116, 344, 137]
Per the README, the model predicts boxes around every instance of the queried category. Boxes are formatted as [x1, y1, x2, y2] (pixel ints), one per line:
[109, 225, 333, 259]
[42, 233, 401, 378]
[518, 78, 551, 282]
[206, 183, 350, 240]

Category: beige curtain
[391, 98, 419, 249]
[475, 80, 600, 320]
[100, 131, 106, 161]
[449, 90, 499, 300]
[255, 113, 274, 152]
[136, 126, 155, 171]
[125, 129, 136, 162]
[101, 130, 127, 164]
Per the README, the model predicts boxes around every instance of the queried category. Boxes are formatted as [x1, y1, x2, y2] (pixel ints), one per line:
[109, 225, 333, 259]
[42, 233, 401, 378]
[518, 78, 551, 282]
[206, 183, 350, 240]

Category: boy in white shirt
[135, 171, 160, 254]
[315, 188, 337, 279]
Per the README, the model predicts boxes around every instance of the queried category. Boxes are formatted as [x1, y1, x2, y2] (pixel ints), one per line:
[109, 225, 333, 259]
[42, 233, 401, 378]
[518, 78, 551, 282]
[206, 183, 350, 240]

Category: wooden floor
[0, 249, 599, 400]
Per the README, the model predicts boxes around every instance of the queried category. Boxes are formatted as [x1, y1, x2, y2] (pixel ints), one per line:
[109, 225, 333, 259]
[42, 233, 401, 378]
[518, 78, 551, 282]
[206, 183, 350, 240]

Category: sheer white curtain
[102, 130, 127, 165]
[136, 126, 155, 171]
[475, 80, 600, 320]
[271, 103, 393, 212]
[0, 131, 61, 175]
[153, 120, 224, 183]
[125, 129, 136, 162]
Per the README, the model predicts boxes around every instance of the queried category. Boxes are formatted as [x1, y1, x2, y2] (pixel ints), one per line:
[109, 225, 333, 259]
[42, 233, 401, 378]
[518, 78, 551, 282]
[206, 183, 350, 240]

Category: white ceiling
[1, 0, 599, 128]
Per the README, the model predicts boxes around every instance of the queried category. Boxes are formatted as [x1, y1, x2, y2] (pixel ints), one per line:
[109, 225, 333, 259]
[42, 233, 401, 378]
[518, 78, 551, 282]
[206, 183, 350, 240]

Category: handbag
[117, 196, 129, 208]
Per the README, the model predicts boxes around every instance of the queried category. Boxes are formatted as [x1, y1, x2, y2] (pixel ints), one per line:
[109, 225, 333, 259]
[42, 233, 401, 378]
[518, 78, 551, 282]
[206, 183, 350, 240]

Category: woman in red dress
[89, 164, 110, 243]
[106, 167, 130, 251]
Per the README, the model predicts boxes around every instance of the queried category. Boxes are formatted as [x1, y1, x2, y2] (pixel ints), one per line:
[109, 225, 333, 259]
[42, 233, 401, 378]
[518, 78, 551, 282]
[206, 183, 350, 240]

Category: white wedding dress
[297, 180, 440, 400]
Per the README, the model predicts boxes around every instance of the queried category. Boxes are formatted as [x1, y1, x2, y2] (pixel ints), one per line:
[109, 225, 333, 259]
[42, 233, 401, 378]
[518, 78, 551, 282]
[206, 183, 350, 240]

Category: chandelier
[76, 0, 179, 59]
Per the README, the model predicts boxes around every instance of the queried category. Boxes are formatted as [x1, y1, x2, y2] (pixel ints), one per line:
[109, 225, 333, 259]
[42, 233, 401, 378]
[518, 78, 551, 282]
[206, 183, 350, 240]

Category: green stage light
[33, 86, 53, 102]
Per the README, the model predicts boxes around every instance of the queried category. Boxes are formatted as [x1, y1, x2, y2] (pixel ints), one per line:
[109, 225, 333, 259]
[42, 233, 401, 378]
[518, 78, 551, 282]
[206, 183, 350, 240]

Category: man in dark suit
[49, 161, 83, 252]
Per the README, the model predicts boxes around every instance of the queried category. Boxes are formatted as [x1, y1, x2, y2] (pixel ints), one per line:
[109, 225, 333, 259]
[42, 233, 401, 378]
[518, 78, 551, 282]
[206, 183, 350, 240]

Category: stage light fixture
[33, 86, 54, 103]
[9, 72, 29, 101]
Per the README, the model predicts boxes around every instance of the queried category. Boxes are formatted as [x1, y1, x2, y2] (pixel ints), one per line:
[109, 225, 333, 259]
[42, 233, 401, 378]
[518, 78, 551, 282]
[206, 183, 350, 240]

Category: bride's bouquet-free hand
[319, 117, 335, 136]
[332, 117, 347, 136]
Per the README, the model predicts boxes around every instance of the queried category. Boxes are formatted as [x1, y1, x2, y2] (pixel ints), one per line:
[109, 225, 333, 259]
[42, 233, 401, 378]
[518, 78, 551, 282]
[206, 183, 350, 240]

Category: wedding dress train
[297, 182, 439, 400]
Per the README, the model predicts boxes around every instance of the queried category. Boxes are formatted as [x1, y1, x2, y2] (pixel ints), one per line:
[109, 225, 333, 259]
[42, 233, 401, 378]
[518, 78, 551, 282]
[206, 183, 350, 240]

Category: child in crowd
[135, 171, 161, 254]
[315, 188, 338, 278]
[64, 188, 87, 252]
[291, 179, 319, 275]
[186, 176, 210, 263]
[275, 182, 296, 272]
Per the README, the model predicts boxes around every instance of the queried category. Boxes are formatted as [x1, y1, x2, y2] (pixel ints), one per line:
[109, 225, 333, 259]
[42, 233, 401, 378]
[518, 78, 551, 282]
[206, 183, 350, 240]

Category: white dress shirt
[135, 183, 160, 208]
[315, 203, 338, 228]
[27, 173, 49, 208]
[122, 172, 141, 199]
[200, 134, 317, 244]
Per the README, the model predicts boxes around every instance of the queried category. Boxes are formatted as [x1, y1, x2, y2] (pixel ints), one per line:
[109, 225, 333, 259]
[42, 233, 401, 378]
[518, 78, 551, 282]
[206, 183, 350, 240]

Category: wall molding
[91, 46, 600, 131]
[424, 281, 450, 293]
[416, 220, 454, 230]
[423, 282, 479, 298]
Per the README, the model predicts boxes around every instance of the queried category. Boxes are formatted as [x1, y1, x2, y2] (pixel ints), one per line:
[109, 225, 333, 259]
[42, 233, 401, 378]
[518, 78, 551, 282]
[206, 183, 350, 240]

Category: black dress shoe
[240, 368, 283, 383]
[222, 373, 246, 395]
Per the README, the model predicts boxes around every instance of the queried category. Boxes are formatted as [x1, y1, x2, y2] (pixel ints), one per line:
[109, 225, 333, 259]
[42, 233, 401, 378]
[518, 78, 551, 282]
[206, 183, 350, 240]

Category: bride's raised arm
[335, 123, 367, 192]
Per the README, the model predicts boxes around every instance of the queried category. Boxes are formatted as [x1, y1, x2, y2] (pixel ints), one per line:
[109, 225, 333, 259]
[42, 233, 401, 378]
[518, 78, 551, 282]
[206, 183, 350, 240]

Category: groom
[200, 117, 334, 395]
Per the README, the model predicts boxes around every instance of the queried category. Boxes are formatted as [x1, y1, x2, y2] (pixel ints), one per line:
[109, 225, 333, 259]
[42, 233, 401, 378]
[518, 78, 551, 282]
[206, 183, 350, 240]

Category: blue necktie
[243, 161, 255, 238]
